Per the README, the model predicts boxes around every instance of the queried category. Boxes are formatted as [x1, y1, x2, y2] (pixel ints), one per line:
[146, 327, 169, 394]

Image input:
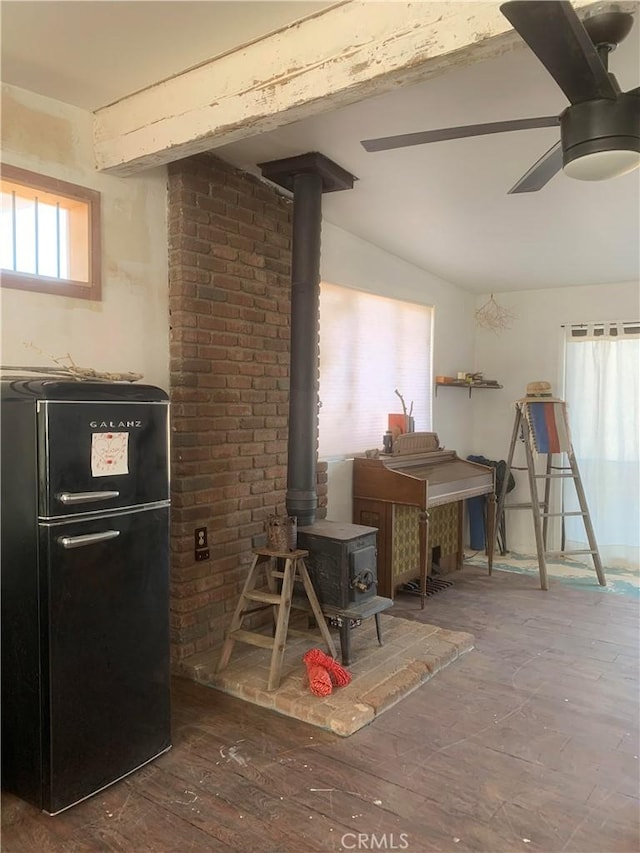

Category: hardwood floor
[2, 566, 638, 852]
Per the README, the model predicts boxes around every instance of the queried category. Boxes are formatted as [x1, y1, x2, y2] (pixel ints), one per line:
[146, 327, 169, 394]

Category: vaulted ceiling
[3, 1, 639, 293]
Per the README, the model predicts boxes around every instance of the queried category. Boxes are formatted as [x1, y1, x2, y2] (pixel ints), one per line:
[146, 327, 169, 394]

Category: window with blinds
[1, 164, 101, 300]
[318, 281, 433, 458]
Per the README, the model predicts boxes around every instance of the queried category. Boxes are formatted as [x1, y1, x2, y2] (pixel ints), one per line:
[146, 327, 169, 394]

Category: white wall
[320, 220, 477, 521]
[8, 84, 633, 555]
[472, 280, 640, 553]
[0, 84, 170, 389]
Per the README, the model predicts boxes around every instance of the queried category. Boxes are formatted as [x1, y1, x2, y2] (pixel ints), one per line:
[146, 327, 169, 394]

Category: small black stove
[297, 520, 393, 664]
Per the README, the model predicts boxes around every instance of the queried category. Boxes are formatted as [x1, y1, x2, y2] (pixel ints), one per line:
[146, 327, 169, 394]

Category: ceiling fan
[360, 1, 640, 192]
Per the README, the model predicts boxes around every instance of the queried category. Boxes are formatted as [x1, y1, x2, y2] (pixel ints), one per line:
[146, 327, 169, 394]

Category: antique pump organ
[352, 433, 496, 607]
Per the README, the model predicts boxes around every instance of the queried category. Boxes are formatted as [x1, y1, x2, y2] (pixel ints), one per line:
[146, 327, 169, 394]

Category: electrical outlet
[195, 527, 208, 549]
[195, 526, 209, 560]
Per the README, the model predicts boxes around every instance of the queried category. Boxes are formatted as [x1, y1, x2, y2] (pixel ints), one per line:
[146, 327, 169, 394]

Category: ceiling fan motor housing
[560, 94, 640, 171]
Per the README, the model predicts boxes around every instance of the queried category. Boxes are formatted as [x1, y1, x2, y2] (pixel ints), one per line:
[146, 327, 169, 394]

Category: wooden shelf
[435, 381, 503, 398]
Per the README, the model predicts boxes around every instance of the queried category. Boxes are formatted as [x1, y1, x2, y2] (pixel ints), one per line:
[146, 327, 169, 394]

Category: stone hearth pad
[178, 614, 473, 737]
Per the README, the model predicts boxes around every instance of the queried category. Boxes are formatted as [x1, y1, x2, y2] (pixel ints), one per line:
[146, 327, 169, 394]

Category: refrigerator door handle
[58, 491, 120, 505]
[58, 530, 121, 549]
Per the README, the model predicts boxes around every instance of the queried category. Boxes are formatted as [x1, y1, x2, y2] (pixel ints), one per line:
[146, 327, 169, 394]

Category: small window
[1, 164, 101, 300]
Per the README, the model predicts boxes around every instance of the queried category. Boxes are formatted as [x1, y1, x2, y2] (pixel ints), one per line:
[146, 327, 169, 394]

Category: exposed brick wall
[167, 153, 327, 664]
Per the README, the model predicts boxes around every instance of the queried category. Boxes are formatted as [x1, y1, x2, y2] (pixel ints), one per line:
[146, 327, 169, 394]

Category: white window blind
[318, 281, 433, 457]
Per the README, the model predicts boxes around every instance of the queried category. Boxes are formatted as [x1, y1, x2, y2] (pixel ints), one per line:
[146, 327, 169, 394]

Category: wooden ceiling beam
[94, 0, 599, 176]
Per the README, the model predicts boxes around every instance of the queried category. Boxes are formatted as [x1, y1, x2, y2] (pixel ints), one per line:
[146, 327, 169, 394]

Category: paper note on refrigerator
[91, 432, 129, 477]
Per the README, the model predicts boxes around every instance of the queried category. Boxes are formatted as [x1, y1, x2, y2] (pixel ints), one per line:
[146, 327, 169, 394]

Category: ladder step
[533, 473, 575, 479]
[243, 590, 283, 605]
[504, 502, 545, 509]
[228, 628, 275, 649]
[541, 511, 586, 518]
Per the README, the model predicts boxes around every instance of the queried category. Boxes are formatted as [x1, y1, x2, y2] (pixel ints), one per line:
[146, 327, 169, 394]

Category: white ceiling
[2, 1, 639, 293]
[1, 1, 333, 110]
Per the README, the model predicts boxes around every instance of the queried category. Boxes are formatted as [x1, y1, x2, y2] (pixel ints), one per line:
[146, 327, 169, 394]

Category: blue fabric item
[467, 454, 490, 551]
[467, 495, 486, 550]
[466, 454, 515, 555]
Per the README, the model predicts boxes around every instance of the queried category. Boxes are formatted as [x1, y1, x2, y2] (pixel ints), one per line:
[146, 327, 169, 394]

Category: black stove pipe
[286, 171, 323, 526]
[259, 152, 355, 528]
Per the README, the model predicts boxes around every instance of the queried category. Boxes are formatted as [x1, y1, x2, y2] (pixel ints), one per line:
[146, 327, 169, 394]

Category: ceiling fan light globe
[563, 148, 640, 180]
[561, 95, 640, 183]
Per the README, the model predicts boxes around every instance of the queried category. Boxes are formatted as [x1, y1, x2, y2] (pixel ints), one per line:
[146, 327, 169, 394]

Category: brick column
[167, 154, 327, 663]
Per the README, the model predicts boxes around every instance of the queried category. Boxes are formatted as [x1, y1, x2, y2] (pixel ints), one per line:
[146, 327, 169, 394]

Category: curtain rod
[561, 321, 640, 328]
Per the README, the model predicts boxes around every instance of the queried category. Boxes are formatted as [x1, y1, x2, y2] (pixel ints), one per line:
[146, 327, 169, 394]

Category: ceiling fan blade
[508, 140, 563, 193]
[361, 115, 559, 152]
[500, 1, 618, 104]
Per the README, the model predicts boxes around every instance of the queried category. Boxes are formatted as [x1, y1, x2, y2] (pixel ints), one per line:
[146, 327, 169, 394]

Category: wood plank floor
[2, 566, 638, 852]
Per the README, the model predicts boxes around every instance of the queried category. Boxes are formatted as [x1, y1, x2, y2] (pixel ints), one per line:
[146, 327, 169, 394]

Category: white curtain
[564, 322, 640, 570]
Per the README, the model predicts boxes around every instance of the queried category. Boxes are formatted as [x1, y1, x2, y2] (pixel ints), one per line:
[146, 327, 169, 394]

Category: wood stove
[258, 154, 393, 664]
[297, 521, 393, 664]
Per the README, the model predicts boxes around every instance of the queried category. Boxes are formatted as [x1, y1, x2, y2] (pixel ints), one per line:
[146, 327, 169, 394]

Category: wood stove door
[350, 545, 377, 602]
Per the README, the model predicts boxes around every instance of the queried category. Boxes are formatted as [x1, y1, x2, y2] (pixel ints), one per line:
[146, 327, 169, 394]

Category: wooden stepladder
[495, 398, 606, 590]
[217, 548, 336, 691]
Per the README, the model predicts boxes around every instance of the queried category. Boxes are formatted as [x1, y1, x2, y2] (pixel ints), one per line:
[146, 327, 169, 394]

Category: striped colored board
[523, 401, 572, 454]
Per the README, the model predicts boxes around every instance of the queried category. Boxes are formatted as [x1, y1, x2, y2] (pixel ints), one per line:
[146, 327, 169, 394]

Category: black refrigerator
[1, 378, 172, 814]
